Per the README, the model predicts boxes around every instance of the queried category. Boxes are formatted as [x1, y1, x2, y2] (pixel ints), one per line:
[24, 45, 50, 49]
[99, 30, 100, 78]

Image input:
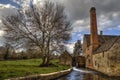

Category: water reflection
[55, 67, 120, 80]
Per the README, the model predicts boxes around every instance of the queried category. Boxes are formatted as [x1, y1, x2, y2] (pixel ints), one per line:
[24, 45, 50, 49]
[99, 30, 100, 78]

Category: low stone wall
[6, 69, 72, 80]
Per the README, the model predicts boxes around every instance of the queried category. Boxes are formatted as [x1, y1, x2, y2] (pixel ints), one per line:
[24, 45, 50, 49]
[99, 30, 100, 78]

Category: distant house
[83, 7, 120, 76]
[76, 56, 85, 67]
[59, 50, 72, 66]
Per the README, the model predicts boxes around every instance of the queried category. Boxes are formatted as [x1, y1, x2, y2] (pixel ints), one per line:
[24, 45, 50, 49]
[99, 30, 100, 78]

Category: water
[55, 67, 120, 80]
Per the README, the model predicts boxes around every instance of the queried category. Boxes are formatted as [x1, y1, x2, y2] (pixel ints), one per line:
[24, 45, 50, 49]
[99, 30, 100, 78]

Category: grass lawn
[0, 59, 71, 80]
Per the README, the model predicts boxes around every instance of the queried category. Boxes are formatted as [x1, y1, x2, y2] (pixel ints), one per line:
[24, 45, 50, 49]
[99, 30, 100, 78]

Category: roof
[94, 37, 120, 54]
[84, 34, 118, 47]
[84, 34, 120, 53]
[59, 50, 72, 58]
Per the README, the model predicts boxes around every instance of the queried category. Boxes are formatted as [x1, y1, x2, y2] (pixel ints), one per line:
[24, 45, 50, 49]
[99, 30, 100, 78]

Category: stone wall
[76, 56, 85, 67]
[59, 58, 72, 66]
[92, 40, 120, 76]
[93, 51, 109, 75]
[83, 46, 93, 68]
[59, 52, 72, 66]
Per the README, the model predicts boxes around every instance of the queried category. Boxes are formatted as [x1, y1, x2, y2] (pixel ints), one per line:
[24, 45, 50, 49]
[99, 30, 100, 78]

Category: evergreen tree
[73, 40, 82, 57]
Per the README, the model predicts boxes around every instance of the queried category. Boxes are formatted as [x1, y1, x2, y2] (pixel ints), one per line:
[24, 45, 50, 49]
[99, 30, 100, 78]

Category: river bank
[55, 68, 120, 80]
[6, 68, 72, 80]
[0, 59, 71, 79]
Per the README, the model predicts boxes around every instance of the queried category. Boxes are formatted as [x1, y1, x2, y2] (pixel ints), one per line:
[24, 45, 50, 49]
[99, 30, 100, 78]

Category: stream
[55, 67, 120, 80]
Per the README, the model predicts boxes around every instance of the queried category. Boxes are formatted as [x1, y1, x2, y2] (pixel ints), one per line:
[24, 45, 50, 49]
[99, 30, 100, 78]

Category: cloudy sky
[0, 0, 120, 53]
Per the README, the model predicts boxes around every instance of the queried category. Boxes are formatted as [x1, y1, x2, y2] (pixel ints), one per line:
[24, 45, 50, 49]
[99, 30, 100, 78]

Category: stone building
[83, 7, 120, 76]
[59, 50, 72, 66]
[76, 56, 85, 67]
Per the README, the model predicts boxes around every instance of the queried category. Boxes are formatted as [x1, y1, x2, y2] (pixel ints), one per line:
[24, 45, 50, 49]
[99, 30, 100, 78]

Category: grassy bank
[0, 59, 71, 80]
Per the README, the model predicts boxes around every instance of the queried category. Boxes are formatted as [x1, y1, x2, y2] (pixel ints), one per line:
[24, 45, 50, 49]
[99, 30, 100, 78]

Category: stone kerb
[6, 68, 72, 80]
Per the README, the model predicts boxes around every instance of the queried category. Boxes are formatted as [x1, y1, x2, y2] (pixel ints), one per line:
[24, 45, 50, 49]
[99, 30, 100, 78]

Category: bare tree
[2, 1, 72, 66]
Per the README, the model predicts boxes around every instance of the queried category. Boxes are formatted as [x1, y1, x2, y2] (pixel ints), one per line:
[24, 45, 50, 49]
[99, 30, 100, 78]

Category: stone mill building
[83, 7, 120, 76]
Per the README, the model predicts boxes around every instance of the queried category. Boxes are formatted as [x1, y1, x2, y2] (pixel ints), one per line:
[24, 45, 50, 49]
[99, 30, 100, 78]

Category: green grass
[0, 59, 71, 80]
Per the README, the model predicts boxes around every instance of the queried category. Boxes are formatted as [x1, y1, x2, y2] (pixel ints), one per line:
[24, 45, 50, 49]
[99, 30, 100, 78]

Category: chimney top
[90, 7, 96, 11]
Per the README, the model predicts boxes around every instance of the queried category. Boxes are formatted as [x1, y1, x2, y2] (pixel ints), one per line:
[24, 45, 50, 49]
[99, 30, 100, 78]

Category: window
[88, 59, 90, 64]
[95, 61, 97, 66]
[98, 64, 99, 68]
[103, 52, 104, 57]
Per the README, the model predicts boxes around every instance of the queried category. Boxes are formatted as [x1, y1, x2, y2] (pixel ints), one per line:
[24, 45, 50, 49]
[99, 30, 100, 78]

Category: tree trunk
[40, 33, 51, 66]
[4, 47, 9, 60]
[42, 57, 45, 65]
[40, 54, 50, 67]
[46, 55, 50, 66]
[40, 52, 50, 67]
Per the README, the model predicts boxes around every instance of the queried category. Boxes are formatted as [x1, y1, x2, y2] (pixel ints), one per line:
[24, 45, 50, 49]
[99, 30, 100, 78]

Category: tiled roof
[84, 34, 120, 53]
[84, 34, 118, 47]
[94, 37, 120, 54]
[60, 50, 72, 58]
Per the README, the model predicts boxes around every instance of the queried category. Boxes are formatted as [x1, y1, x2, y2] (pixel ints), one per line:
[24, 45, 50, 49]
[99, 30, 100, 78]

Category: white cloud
[65, 43, 75, 53]
[98, 14, 111, 27]
[77, 34, 82, 37]
[33, 0, 46, 5]
[0, 0, 120, 49]
[77, 34, 83, 43]
[0, 30, 5, 37]
[97, 11, 120, 31]
[33, 0, 41, 4]
[56, 0, 120, 36]
[0, 4, 15, 9]
[117, 25, 120, 29]
[77, 34, 83, 39]
[0, 3, 19, 21]
[72, 19, 90, 33]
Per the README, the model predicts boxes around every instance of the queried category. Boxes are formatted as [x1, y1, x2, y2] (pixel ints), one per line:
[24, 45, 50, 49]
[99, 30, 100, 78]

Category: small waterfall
[72, 67, 96, 73]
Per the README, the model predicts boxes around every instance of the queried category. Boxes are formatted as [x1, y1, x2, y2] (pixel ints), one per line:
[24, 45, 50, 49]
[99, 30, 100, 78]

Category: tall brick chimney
[90, 7, 99, 51]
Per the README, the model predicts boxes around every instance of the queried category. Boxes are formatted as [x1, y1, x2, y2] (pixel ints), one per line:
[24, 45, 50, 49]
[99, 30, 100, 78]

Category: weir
[72, 56, 86, 68]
